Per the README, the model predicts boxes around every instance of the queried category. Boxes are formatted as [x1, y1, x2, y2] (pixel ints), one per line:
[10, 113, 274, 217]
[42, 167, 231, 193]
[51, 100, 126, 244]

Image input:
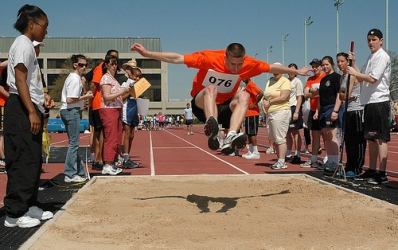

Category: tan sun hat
[122, 59, 138, 71]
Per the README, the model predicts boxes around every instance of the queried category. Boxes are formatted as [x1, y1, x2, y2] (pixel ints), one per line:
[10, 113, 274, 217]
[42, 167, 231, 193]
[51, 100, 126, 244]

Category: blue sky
[1, 0, 397, 100]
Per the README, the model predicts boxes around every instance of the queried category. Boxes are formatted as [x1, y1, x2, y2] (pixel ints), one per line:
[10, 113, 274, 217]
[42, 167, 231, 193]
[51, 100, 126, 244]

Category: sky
[1, 0, 397, 100]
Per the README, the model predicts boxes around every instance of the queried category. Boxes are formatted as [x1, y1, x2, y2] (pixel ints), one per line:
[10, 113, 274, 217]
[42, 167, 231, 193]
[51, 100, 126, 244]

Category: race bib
[202, 70, 239, 93]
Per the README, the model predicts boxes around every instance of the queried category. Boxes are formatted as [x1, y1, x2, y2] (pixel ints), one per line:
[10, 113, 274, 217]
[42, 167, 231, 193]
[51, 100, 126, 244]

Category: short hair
[14, 4, 47, 33]
[71, 54, 86, 64]
[226, 43, 246, 58]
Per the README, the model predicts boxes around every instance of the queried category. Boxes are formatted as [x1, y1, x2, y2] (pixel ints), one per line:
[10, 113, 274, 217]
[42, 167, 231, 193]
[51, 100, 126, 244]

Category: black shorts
[288, 106, 303, 131]
[186, 119, 193, 125]
[363, 101, 390, 142]
[191, 97, 232, 124]
[307, 110, 320, 131]
[244, 116, 259, 136]
[89, 109, 103, 131]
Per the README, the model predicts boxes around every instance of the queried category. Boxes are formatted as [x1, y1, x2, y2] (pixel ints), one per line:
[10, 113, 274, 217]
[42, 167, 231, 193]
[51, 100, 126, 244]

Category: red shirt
[244, 80, 261, 117]
[305, 73, 326, 111]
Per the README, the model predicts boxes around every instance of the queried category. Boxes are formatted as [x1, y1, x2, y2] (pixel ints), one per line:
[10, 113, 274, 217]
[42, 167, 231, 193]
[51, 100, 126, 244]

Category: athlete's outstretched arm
[269, 64, 311, 76]
[131, 43, 184, 64]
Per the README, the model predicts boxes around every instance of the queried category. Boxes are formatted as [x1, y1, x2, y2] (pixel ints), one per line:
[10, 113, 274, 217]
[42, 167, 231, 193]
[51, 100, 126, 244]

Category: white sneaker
[102, 165, 123, 175]
[266, 147, 275, 154]
[64, 175, 87, 183]
[187, 132, 190, 135]
[271, 161, 288, 169]
[242, 151, 253, 159]
[244, 152, 260, 160]
[190, 132, 194, 135]
[4, 214, 41, 228]
[27, 206, 53, 220]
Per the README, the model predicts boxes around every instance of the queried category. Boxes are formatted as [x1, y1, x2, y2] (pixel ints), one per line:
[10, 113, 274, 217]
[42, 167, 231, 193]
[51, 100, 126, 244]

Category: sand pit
[29, 175, 398, 249]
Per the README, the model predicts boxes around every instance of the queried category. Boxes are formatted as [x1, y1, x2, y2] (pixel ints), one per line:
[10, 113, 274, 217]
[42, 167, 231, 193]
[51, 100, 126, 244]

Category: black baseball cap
[309, 58, 321, 66]
[367, 28, 383, 39]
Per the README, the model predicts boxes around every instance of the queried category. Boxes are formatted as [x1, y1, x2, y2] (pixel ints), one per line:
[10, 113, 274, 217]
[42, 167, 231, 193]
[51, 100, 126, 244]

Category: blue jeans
[60, 108, 84, 178]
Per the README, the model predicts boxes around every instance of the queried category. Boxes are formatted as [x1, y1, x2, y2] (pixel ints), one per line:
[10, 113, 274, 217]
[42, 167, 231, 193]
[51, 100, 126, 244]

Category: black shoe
[290, 155, 301, 164]
[318, 148, 322, 154]
[204, 116, 219, 150]
[368, 173, 389, 185]
[355, 169, 376, 181]
[92, 162, 103, 171]
[123, 159, 139, 169]
[285, 156, 292, 163]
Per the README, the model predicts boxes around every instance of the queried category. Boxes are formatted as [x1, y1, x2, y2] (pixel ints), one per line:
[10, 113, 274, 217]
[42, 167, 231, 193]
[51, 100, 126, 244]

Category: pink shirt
[100, 74, 123, 108]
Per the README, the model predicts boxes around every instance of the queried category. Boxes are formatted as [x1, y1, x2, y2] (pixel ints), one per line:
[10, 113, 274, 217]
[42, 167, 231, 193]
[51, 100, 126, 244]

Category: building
[0, 37, 188, 117]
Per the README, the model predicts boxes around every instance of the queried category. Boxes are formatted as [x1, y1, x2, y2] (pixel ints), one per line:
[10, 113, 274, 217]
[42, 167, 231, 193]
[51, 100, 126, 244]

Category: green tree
[388, 51, 398, 101]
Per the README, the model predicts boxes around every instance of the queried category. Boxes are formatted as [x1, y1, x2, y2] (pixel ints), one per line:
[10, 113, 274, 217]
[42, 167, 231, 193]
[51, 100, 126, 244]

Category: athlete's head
[224, 43, 245, 74]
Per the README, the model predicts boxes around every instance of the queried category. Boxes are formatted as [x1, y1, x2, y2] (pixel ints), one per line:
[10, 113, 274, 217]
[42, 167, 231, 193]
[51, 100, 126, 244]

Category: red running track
[1, 125, 398, 204]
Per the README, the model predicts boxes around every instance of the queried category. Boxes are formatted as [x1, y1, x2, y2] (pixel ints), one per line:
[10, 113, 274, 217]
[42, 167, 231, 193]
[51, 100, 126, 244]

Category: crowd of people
[0, 3, 393, 229]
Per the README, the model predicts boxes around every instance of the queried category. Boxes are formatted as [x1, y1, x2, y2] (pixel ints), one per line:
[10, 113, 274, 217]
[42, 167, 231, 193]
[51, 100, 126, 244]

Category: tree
[388, 51, 398, 101]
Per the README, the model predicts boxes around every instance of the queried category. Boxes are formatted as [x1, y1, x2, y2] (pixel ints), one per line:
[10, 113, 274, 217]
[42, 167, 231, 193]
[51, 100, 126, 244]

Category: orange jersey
[305, 73, 326, 111]
[244, 80, 261, 117]
[91, 63, 103, 110]
[184, 50, 270, 104]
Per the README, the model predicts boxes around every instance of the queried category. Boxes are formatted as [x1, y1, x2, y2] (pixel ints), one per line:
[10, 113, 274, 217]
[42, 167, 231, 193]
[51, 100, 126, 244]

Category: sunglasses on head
[76, 63, 88, 67]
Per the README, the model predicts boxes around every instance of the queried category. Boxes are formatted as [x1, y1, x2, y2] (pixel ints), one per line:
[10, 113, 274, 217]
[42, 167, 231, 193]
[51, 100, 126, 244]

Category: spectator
[261, 63, 291, 169]
[3, 4, 55, 228]
[60, 54, 93, 182]
[184, 103, 194, 135]
[347, 28, 391, 185]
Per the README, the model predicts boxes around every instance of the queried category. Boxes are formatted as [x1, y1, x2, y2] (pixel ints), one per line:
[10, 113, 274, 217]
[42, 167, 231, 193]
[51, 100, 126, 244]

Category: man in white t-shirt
[184, 103, 194, 135]
[347, 28, 391, 185]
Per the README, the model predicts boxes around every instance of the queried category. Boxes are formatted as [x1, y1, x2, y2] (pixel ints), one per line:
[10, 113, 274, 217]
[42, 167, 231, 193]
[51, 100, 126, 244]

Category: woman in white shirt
[60, 54, 93, 183]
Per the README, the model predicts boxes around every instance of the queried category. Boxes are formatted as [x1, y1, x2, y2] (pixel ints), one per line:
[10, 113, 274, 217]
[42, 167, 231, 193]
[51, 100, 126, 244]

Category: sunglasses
[110, 62, 118, 66]
[75, 63, 88, 67]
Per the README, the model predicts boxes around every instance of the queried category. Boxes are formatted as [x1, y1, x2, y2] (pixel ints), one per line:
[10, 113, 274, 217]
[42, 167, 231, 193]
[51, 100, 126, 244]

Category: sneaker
[190, 132, 194, 135]
[244, 152, 260, 160]
[27, 206, 53, 220]
[220, 132, 247, 155]
[266, 147, 276, 154]
[116, 155, 124, 167]
[92, 162, 103, 171]
[324, 162, 339, 172]
[0, 159, 5, 166]
[356, 169, 376, 181]
[4, 214, 41, 228]
[345, 171, 357, 178]
[300, 159, 319, 168]
[241, 151, 253, 159]
[102, 164, 123, 175]
[0, 168, 6, 174]
[318, 148, 322, 154]
[290, 155, 301, 164]
[285, 156, 292, 163]
[368, 173, 389, 185]
[123, 159, 139, 169]
[64, 175, 87, 183]
[204, 116, 219, 150]
[187, 132, 190, 135]
[271, 161, 288, 170]
[302, 148, 310, 154]
[316, 161, 325, 170]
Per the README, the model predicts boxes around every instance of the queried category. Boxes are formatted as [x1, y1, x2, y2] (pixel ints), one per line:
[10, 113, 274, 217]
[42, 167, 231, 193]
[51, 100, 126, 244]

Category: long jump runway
[1, 125, 398, 249]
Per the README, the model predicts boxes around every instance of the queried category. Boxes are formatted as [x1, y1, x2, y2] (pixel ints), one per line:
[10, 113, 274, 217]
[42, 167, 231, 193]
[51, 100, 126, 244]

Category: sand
[29, 174, 398, 250]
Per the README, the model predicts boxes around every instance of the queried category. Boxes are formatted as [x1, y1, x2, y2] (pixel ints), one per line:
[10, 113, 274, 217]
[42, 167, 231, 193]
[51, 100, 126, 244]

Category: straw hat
[122, 59, 138, 71]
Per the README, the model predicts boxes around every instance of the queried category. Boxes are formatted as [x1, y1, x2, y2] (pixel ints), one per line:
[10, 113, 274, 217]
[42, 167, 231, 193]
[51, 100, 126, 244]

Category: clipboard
[129, 77, 151, 98]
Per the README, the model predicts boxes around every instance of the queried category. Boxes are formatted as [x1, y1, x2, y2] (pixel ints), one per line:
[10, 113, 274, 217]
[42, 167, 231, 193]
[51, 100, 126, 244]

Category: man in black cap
[300, 58, 326, 168]
[347, 28, 391, 185]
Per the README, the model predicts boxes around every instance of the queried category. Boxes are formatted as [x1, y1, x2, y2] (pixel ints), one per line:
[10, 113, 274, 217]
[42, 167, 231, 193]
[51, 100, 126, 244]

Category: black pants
[344, 110, 366, 175]
[3, 94, 43, 218]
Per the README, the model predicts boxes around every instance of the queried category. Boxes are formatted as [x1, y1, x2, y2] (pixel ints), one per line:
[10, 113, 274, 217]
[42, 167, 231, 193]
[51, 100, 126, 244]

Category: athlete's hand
[297, 66, 312, 76]
[130, 43, 150, 57]
[29, 112, 41, 135]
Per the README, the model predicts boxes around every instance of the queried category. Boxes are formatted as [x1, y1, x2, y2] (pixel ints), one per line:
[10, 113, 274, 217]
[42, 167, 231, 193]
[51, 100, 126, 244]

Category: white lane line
[150, 131, 155, 176]
[154, 147, 196, 149]
[164, 130, 249, 175]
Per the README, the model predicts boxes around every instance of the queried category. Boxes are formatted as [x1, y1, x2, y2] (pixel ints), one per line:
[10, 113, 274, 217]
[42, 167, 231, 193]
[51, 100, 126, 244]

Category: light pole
[282, 34, 289, 65]
[267, 46, 273, 77]
[267, 46, 273, 63]
[334, 0, 344, 54]
[386, 0, 389, 51]
[304, 16, 313, 71]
